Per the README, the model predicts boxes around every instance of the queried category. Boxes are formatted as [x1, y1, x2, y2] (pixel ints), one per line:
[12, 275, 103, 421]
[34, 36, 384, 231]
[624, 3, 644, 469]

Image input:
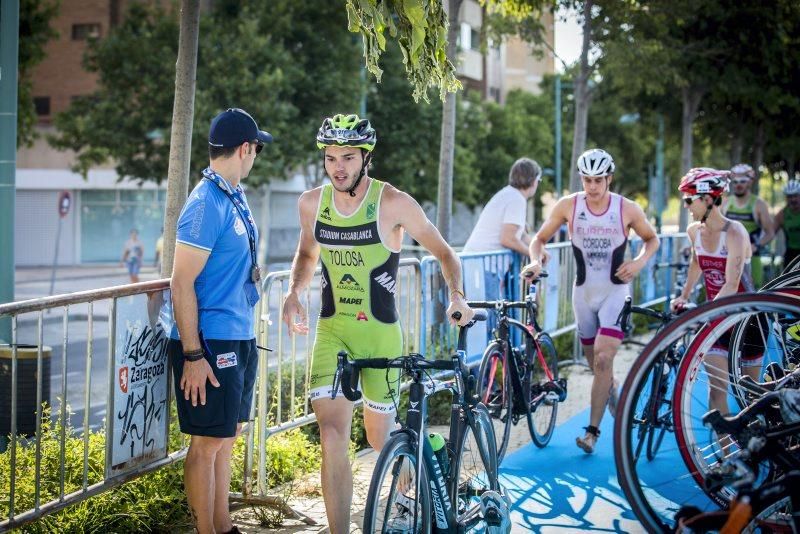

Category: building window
[471, 28, 481, 51]
[71, 23, 101, 40]
[33, 97, 50, 116]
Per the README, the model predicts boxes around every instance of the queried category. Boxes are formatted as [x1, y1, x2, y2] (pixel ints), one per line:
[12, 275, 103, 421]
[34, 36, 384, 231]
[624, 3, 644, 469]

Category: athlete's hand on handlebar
[670, 296, 689, 313]
[520, 259, 545, 280]
[282, 292, 309, 334]
[447, 293, 475, 327]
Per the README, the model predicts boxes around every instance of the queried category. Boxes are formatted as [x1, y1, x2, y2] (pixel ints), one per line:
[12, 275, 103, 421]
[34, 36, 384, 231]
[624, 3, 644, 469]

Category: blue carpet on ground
[497, 334, 787, 533]
[499, 410, 645, 533]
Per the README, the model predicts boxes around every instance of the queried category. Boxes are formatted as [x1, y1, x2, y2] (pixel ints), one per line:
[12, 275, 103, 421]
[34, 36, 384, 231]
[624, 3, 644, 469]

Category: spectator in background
[121, 229, 144, 283]
[722, 163, 774, 287]
[775, 180, 800, 269]
[463, 158, 542, 300]
[155, 227, 164, 273]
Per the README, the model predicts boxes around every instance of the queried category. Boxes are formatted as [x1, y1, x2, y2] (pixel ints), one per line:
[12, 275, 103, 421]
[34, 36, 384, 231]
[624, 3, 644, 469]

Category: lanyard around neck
[201, 168, 258, 273]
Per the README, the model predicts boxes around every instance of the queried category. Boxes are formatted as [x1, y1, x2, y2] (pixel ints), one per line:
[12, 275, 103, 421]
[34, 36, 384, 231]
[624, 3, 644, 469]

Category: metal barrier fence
[0, 280, 182, 532]
[0, 235, 689, 529]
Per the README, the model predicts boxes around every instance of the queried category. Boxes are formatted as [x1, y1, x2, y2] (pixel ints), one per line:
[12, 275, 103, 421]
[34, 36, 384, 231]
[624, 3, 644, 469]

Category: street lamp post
[554, 74, 573, 199]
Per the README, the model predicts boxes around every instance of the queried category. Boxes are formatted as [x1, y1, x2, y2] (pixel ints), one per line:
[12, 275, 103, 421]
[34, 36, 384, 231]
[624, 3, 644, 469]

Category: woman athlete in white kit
[522, 149, 660, 453]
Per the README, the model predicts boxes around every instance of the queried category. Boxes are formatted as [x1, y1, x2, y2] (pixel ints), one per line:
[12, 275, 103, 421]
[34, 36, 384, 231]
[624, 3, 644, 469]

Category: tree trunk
[678, 85, 704, 231]
[730, 122, 743, 167]
[436, 0, 463, 241]
[161, 0, 200, 278]
[568, 0, 593, 193]
[752, 121, 766, 195]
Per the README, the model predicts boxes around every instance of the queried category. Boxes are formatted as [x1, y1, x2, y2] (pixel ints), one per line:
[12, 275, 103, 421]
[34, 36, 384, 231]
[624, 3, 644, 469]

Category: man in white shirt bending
[463, 157, 541, 257]
[463, 158, 541, 306]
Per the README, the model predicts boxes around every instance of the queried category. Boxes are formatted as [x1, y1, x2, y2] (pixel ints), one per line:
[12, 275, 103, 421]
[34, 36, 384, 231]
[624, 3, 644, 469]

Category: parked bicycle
[468, 273, 567, 462]
[332, 309, 511, 533]
[616, 297, 694, 462]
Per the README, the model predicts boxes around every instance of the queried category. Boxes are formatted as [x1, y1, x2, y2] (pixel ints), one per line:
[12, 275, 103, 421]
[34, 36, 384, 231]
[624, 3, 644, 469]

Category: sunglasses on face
[683, 194, 704, 206]
[249, 141, 263, 155]
[732, 179, 749, 185]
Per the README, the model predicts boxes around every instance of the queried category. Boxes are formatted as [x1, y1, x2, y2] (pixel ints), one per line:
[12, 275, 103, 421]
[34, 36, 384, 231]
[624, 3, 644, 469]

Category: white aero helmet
[785, 180, 800, 196]
[577, 148, 615, 177]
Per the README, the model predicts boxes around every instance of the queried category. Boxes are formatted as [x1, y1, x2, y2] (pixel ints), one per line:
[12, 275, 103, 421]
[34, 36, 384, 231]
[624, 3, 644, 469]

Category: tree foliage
[51, 1, 361, 186]
[17, 0, 59, 147]
[346, 0, 461, 103]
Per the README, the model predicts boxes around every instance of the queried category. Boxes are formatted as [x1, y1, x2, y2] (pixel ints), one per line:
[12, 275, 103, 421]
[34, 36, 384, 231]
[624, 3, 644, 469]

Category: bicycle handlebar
[467, 301, 528, 310]
[332, 309, 487, 402]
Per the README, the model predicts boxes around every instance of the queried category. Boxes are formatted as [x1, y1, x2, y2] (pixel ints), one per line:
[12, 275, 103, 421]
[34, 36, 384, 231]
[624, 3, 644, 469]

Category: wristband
[450, 288, 465, 299]
[183, 348, 205, 362]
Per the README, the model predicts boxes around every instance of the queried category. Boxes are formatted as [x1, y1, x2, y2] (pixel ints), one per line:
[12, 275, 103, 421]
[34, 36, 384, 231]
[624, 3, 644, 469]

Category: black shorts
[169, 337, 258, 438]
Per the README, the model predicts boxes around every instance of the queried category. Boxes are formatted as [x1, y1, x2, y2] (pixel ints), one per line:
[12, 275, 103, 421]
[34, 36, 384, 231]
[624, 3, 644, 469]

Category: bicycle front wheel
[646, 352, 675, 462]
[525, 332, 558, 448]
[363, 433, 432, 534]
[477, 341, 512, 463]
[450, 403, 500, 529]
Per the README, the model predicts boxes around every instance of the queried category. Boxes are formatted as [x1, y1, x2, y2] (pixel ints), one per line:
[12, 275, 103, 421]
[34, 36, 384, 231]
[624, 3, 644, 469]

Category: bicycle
[468, 273, 567, 462]
[332, 309, 510, 533]
[613, 291, 800, 532]
[616, 297, 694, 462]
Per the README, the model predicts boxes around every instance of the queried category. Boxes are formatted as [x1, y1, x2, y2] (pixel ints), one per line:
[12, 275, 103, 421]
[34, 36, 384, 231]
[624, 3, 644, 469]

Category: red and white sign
[58, 191, 71, 218]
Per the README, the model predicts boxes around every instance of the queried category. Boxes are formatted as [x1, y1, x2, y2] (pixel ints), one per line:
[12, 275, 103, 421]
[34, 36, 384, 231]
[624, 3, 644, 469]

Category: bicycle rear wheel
[363, 433, 432, 534]
[525, 332, 558, 448]
[477, 341, 512, 462]
[631, 355, 664, 463]
[450, 403, 500, 529]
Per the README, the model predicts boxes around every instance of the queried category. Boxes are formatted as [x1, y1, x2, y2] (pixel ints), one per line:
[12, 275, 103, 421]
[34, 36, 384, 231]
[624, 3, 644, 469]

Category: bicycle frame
[477, 291, 560, 416]
[397, 352, 494, 533]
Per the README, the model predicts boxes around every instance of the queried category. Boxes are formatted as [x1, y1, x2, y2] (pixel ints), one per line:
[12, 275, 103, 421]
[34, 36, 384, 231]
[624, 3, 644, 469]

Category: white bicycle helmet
[577, 148, 615, 176]
[784, 180, 800, 196]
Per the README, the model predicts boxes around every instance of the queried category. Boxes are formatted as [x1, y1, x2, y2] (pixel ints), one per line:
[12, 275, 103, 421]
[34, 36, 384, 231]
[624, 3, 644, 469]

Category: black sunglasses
[250, 141, 263, 155]
[683, 194, 703, 206]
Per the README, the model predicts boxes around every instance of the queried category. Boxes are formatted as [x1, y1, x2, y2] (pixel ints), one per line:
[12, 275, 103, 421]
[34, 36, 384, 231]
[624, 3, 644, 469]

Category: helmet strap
[700, 200, 714, 224]
[347, 151, 371, 198]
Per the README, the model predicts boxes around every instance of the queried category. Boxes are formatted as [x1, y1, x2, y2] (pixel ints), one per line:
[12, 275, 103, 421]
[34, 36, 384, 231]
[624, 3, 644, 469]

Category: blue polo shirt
[170, 172, 259, 341]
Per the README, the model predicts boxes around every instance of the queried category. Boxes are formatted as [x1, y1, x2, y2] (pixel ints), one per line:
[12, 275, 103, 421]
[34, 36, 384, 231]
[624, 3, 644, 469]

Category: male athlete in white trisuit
[522, 149, 660, 453]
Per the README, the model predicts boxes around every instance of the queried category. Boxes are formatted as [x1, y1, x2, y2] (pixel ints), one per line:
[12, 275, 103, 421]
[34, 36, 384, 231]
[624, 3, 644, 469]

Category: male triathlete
[281, 113, 473, 532]
[671, 168, 761, 416]
[722, 163, 774, 287]
[522, 148, 659, 454]
[775, 180, 800, 269]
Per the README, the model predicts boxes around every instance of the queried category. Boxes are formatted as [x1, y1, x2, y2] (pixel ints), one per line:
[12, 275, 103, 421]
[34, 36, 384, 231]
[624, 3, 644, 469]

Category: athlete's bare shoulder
[298, 186, 323, 220]
[727, 219, 751, 242]
[552, 193, 578, 219]
[379, 182, 420, 216]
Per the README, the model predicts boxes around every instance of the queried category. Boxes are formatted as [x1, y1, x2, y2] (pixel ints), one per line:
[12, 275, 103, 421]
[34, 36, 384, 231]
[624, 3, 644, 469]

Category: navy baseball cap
[209, 108, 273, 148]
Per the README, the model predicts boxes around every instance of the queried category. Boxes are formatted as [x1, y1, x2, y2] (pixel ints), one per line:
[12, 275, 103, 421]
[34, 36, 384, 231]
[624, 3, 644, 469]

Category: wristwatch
[183, 348, 205, 362]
